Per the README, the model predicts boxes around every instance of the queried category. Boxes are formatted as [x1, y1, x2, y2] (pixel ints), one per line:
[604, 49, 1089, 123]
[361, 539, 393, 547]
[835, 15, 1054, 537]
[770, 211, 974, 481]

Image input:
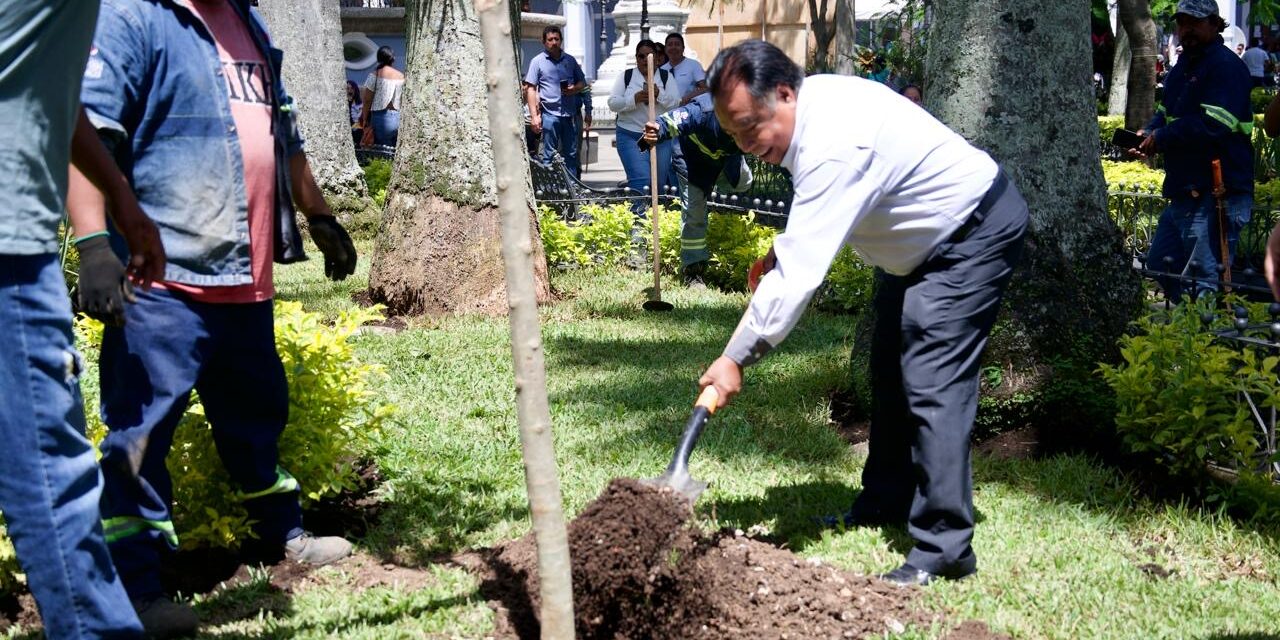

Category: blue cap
[1175, 0, 1219, 18]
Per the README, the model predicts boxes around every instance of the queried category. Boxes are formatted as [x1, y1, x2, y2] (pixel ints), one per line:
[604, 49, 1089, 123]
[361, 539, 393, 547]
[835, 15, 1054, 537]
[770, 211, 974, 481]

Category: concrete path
[579, 128, 627, 191]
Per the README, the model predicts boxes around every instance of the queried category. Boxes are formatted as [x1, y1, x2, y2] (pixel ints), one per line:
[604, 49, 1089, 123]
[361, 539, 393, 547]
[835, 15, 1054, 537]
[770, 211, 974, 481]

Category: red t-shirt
[163, 0, 277, 303]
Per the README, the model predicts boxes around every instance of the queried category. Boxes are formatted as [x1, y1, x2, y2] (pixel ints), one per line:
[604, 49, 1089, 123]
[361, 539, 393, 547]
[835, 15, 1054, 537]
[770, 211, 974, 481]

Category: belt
[949, 171, 1009, 244]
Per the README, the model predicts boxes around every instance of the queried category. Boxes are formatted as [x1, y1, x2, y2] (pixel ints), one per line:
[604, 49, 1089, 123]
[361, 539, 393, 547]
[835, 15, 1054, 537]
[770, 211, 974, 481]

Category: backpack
[625, 67, 671, 90]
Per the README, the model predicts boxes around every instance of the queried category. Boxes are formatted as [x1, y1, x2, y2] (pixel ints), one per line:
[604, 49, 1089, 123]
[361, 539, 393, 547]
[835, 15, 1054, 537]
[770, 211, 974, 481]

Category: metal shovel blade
[643, 299, 674, 312]
[643, 387, 719, 503]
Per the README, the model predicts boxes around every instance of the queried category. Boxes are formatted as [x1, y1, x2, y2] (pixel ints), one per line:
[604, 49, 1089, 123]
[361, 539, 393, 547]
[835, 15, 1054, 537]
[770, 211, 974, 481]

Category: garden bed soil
[461, 478, 938, 639]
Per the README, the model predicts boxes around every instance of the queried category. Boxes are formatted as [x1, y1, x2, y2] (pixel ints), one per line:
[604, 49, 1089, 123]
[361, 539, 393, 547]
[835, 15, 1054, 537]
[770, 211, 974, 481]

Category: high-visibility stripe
[103, 516, 178, 547]
[1201, 103, 1252, 134]
[686, 134, 728, 161]
[240, 467, 299, 501]
[659, 112, 681, 139]
[681, 239, 707, 249]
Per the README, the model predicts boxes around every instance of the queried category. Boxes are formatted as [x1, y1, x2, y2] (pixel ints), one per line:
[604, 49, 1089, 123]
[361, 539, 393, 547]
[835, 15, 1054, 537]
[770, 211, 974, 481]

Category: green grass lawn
[11, 246, 1279, 639]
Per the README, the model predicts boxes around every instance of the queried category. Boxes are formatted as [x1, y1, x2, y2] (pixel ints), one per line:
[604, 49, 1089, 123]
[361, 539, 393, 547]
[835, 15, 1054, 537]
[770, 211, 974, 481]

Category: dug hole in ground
[457, 478, 1009, 639]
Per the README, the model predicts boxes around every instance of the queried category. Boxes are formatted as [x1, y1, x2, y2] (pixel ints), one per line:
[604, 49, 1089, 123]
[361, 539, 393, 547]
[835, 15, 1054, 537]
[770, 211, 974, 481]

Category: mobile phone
[1111, 128, 1147, 150]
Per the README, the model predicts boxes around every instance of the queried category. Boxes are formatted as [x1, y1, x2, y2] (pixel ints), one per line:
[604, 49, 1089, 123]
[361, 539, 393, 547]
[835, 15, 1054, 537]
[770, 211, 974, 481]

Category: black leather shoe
[878, 562, 976, 586]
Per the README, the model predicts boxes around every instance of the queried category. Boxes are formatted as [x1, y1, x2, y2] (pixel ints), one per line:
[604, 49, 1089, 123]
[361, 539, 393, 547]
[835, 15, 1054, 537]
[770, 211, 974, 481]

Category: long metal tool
[642, 51, 674, 312]
[643, 386, 719, 502]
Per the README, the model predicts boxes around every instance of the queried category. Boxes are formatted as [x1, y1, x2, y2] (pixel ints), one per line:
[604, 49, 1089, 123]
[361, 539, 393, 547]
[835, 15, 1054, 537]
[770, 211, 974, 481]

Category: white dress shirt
[724, 75, 999, 366]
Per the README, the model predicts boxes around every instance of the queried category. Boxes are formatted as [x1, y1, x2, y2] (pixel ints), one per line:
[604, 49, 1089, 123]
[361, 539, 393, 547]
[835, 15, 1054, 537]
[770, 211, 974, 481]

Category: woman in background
[347, 79, 363, 146]
[359, 46, 405, 147]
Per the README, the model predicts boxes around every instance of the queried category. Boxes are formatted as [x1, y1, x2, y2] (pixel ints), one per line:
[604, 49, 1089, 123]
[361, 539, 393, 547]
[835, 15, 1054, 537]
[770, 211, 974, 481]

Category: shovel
[643, 385, 719, 502]
[641, 52, 674, 313]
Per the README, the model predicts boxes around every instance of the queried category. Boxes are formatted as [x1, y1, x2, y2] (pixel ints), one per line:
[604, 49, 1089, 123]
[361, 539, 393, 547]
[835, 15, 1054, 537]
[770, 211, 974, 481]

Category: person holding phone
[1133, 0, 1253, 301]
[524, 25, 586, 176]
[607, 39, 680, 214]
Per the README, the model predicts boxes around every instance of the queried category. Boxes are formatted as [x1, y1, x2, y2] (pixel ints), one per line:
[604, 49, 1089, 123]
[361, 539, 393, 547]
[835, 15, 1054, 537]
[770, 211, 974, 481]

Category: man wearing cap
[1137, 0, 1253, 301]
[696, 40, 1029, 586]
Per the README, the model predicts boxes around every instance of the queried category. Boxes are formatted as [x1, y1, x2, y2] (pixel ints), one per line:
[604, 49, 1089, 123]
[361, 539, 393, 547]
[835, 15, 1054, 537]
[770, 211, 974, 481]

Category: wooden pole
[648, 52, 661, 301]
[475, 1, 575, 637]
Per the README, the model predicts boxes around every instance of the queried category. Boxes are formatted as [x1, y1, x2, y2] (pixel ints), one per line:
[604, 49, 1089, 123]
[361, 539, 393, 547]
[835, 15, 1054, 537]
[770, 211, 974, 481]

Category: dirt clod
[467, 478, 933, 639]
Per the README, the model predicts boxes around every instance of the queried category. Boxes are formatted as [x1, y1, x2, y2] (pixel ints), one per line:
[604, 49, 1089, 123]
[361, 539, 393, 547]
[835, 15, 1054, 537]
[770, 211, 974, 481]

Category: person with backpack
[608, 39, 680, 213]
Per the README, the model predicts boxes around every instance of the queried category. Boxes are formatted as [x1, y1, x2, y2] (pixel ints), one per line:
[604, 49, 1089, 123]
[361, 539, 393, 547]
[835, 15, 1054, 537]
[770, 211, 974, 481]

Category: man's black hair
[635, 39, 657, 55]
[707, 39, 803, 103]
[542, 25, 562, 42]
[665, 32, 685, 46]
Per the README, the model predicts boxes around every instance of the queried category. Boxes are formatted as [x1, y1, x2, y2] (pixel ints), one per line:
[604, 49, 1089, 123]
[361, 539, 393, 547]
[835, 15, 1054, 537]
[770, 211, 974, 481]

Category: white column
[590, 0, 689, 122]
[562, 0, 596, 78]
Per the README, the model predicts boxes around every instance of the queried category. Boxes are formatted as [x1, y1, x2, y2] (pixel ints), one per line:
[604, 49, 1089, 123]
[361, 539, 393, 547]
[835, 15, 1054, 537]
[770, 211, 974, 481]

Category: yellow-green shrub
[1102, 159, 1164, 190]
[1098, 115, 1125, 148]
[703, 211, 777, 291]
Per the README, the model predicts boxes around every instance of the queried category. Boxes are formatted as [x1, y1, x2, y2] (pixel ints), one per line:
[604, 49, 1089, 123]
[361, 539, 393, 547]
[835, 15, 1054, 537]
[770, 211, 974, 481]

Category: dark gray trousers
[862, 172, 1028, 574]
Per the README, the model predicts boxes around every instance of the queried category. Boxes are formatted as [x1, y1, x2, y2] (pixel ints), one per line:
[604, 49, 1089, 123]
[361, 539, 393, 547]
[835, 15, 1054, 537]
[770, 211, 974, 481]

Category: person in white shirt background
[607, 39, 681, 212]
[697, 40, 1030, 587]
[1242, 38, 1271, 87]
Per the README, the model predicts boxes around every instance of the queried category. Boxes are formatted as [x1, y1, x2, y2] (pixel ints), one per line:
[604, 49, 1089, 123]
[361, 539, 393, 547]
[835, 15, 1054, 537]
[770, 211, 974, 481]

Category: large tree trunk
[1108, 23, 1131, 117]
[906, 0, 1143, 436]
[367, 0, 550, 316]
[1117, 0, 1157, 130]
[808, 0, 834, 73]
[834, 0, 856, 75]
[256, 0, 370, 216]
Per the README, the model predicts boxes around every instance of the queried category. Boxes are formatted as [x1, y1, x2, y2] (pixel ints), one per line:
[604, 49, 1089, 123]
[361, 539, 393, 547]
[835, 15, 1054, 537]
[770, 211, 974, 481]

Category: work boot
[682, 261, 708, 290]
[131, 596, 198, 639]
[284, 531, 353, 566]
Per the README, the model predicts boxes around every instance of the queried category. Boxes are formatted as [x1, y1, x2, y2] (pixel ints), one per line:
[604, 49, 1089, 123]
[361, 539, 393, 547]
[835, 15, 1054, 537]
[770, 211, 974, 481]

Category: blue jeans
[541, 112, 579, 177]
[1146, 193, 1251, 301]
[0, 254, 143, 638]
[371, 109, 399, 147]
[97, 288, 303, 599]
[616, 126, 672, 215]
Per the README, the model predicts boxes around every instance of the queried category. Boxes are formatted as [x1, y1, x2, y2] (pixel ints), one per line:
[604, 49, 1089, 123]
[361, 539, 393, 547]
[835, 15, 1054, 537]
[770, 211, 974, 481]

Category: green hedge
[1099, 297, 1280, 523]
[539, 203, 875, 313]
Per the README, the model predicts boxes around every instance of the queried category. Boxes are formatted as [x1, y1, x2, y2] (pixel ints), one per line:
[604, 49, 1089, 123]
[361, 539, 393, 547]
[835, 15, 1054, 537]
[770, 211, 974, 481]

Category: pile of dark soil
[464, 478, 935, 639]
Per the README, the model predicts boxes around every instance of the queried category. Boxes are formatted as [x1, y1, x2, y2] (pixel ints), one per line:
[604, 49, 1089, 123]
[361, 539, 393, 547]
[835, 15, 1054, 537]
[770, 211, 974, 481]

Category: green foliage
[577, 202, 640, 267]
[0, 519, 19, 596]
[1098, 115, 1125, 148]
[363, 158, 392, 209]
[537, 205, 591, 268]
[815, 247, 876, 313]
[1102, 159, 1164, 190]
[634, 203, 683, 274]
[1251, 87, 1274, 115]
[1099, 297, 1280, 522]
[702, 211, 777, 292]
[68, 303, 391, 551]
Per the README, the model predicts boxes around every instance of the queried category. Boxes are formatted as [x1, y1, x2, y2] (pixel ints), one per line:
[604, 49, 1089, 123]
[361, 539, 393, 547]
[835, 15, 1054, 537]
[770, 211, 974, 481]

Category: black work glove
[76, 235, 134, 326]
[308, 215, 357, 281]
[637, 137, 652, 152]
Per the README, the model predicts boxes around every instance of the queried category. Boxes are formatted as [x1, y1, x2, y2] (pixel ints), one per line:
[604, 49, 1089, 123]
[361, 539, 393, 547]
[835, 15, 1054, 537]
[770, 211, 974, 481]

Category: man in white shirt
[697, 40, 1029, 586]
[1243, 38, 1270, 87]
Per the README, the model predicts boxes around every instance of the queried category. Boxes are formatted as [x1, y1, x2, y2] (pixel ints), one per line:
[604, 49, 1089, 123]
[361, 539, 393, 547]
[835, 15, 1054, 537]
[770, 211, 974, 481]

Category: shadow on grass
[362, 474, 529, 567]
[1203, 635, 1280, 640]
[197, 592, 477, 639]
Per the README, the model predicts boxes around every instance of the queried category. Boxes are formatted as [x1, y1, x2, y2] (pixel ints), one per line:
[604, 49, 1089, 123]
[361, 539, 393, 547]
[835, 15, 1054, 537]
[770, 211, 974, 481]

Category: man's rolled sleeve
[82, 0, 149, 139]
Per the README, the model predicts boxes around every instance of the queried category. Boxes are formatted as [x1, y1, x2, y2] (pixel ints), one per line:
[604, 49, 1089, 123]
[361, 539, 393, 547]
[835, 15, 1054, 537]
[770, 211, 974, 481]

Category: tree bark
[912, 0, 1143, 433]
[834, 0, 856, 75]
[368, 0, 550, 316]
[256, 0, 370, 217]
[1117, 0, 1157, 130]
[1108, 23, 1131, 117]
[476, 2, 575, 638]
[808, 0, 834, 72]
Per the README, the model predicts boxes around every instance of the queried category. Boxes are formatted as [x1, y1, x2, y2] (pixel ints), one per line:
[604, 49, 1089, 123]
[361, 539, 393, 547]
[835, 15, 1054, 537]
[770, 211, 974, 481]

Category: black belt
[949, 171, 1009, 244]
